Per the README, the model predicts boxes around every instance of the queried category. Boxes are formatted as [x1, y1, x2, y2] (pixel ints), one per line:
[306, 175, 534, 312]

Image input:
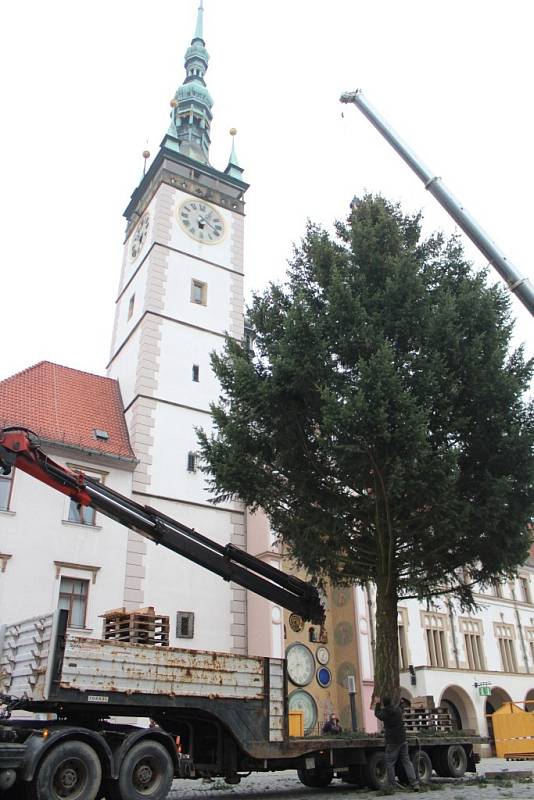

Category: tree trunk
[373, 573, 400, 702]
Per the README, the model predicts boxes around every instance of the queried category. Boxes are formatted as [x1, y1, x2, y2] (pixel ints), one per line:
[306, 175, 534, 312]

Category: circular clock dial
[177, 199, 225, 244]
[130, 213, 150, 260]
[316, 667, 332, 688]
[288, 690, 318, 735]
[316, 646, 330, 665]
[286, 643, 315, 687]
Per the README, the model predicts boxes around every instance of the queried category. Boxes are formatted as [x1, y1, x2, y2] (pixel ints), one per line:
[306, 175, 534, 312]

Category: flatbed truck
[0, 427, 480, 798]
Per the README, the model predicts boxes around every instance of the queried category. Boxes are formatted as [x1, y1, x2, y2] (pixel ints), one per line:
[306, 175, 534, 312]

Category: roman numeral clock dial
[177, 199, 226, 244]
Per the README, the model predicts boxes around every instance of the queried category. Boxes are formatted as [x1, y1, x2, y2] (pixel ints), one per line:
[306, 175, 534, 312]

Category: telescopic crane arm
[340, 89, 534, 317]
[0, 427, 324, 624]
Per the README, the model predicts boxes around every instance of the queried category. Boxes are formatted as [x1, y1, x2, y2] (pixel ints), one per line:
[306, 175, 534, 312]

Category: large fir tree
[199, 195, 534, 699]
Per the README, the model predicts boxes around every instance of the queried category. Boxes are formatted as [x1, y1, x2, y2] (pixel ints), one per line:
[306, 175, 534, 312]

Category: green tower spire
[169, 0, 213, 164]
[225, 128, 244, 180]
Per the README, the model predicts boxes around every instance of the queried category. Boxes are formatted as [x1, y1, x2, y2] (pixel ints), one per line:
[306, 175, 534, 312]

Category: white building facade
[355, 564, 534, 752]
[0, 363, 137, 634]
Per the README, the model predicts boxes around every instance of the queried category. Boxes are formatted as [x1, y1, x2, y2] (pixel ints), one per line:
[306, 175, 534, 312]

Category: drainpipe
[447, 600, 460, 669]
[510, 584, 530, 673]
[366, 582, 376, 671]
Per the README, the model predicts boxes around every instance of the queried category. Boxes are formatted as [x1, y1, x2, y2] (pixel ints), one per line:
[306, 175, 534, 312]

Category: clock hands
[198, 214, 218, 234]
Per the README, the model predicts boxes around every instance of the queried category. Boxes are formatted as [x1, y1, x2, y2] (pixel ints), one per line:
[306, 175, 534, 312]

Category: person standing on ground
[374, 696, 420, 792]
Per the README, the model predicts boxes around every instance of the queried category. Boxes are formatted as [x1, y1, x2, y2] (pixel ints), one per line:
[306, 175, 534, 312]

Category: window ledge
[62, 520, 103, 532]
[0, 510, 15, 517]
[67, 627, 93, 635]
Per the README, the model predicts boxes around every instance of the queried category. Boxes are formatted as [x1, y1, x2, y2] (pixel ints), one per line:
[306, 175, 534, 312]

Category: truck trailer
[0, 608, 479, 799]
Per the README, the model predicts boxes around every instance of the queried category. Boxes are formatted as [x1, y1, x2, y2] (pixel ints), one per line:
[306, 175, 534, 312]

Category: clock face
[316, 646, 330, 665]
[289, 690, 318, 735]
[130, 213, 150, 260]
[316, 667, 332, 688]
[177, 199, 226, 244]
[286, 643, 315, 687]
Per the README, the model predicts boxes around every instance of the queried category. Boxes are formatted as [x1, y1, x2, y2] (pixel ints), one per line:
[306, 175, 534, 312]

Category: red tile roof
[0, 361, 136, 461]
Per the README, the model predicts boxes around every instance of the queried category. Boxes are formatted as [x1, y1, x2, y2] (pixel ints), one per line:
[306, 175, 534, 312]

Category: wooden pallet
[101, 607, 170, 647]
[404, 707, 453, 733]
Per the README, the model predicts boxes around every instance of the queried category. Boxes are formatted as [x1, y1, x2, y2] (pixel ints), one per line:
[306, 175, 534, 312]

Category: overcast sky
[1, 0, 532, 384]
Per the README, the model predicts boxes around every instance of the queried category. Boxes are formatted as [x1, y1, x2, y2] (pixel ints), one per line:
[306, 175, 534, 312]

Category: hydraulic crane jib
[0, 426, 324, 624]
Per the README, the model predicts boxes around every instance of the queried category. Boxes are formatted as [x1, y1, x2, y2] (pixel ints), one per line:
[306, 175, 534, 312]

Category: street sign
[478, 686, 492, 696]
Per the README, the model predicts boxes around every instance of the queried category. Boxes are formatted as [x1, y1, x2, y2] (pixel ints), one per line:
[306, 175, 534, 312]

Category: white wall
[108, 327, 142, 410]
[156, 321, 224, 411]
[163, 249, 233, 333]
[0, 450, 132, 633]
[140, 496, 237, 652]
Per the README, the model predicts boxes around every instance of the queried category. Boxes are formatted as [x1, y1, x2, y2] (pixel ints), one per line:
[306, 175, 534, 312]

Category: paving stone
[166, 758, 534, 799]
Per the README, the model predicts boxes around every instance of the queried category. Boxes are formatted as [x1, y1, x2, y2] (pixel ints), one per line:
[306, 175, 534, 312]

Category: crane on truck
[340, 89, 534, 317]
[0, 426, 324, 624]
[0, 425, 480, 799]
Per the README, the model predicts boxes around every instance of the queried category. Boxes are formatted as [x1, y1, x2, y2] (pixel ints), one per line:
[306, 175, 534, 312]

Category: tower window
[191, 279, 207, 306]
[128, 294, 135, 320]
[192, 364, 200, 382]
[176, 611, 194, 639]
[187, 451, 197, 472]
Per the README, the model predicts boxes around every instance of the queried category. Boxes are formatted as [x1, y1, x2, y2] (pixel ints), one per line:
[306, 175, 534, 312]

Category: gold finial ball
[142, 150, 150, 160]
[229, 127, 237, 136]
[170, 98, 178, 108]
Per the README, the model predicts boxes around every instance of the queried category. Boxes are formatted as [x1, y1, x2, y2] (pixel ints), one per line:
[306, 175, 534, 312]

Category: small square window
[176, 611, 194, 639]
[191, 279, 207, 306]
[128, 294, 135, 320]
[68, 476, 101, 525]
[192, 364, 199, 382]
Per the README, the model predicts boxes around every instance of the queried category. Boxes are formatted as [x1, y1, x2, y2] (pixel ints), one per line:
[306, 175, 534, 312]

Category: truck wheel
[296, 768, 333, 788]
[363, 751, 389, 790]
[411, 750, 433, 784]
[441, 744, 467, 778]
[29, 740, 102, 800]
[115, 741, 173, 800]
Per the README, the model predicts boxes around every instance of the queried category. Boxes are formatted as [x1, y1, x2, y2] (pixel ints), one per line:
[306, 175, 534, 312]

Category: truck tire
[411, 750, 433, 784]
[113, 741, 173, 800]
[29, 740, 102, 800]
[296, 768, 333, 788]
[363, 751, 389, 790]
[441, 744, 467, 778]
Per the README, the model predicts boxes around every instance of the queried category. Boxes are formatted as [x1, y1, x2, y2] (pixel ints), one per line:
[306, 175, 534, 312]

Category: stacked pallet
[404, 707, 453, 733]
[101, 607, 170, 647]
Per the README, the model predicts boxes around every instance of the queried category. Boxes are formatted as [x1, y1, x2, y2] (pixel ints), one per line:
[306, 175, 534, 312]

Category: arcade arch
[439, 685, 477, 732]
[485, 686, 512, 754]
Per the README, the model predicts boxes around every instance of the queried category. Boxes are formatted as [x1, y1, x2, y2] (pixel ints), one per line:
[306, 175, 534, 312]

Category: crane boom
[0, 427, 324, 624]
[340, 89, 534, 317]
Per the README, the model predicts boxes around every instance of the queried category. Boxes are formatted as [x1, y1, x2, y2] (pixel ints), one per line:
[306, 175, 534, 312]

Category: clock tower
[107, 1, 249, 654]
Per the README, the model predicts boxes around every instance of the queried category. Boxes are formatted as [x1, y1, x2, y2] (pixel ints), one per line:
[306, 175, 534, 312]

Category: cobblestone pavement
[167, 759, 534, 800]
